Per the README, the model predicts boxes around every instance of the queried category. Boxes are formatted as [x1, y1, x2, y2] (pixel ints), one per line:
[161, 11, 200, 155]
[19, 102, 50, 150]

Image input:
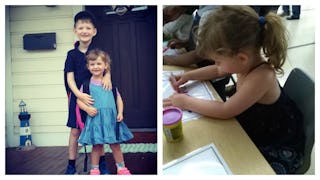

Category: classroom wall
[6, 5, 83, 147]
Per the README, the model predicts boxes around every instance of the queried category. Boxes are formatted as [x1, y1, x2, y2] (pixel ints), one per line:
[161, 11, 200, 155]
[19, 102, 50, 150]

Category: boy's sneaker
[117, 167, 131, 175]
[99, 160, 110, 174]
[64, 165, 77, 174]
[90, 168, 100, 175]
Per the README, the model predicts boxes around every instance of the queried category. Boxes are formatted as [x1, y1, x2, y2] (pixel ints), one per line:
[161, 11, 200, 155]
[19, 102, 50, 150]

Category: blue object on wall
[23, 32, 56, 50]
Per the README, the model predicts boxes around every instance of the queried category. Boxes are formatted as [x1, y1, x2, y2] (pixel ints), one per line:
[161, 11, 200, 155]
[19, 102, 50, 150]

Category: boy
[64, 10, 112, 174]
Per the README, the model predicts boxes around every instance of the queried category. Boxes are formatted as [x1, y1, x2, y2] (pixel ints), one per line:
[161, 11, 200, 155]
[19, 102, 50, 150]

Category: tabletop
[162, 65, 275, 175]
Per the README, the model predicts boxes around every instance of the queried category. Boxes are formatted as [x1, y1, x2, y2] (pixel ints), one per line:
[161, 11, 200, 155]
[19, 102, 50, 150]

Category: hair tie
[259, 16, 265, 26]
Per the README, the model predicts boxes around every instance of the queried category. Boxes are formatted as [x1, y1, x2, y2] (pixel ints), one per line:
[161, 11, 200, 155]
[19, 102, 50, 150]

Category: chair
[283, 68, 315, 174]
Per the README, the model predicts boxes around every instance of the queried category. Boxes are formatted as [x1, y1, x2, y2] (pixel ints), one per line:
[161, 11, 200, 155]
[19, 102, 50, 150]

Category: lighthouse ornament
[18, 100, 35, 151]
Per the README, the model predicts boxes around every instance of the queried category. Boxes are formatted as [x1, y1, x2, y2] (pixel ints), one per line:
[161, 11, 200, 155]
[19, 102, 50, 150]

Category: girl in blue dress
[78, 49, 133, 175]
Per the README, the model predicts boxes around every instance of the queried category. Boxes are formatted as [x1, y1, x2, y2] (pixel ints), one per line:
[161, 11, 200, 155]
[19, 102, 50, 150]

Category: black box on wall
[23, 32, 56, 50]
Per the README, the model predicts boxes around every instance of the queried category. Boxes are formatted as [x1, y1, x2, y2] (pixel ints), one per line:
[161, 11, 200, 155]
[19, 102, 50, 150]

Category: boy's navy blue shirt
[64, 41, 95, 95]
[64, 41, 96, 128]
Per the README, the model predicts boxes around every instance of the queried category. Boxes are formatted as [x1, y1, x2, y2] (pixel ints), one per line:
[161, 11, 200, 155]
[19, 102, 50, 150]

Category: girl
[78, 49, 133, 175]
[163, 6, 305, 174]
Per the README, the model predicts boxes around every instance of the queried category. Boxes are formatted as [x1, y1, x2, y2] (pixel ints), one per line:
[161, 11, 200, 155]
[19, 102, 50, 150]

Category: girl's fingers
[163, 98, 172, 107]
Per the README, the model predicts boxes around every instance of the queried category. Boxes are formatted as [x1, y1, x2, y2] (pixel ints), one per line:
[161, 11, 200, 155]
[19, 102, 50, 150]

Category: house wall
[6, 5, 83, 147]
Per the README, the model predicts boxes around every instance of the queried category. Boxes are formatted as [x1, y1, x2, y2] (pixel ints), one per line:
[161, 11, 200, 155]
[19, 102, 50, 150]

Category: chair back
[283, 68, 314, 174]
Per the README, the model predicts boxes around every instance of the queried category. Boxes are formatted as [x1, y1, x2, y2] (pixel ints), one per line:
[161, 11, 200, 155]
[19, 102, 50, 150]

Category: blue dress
[78, 80, 133, 145]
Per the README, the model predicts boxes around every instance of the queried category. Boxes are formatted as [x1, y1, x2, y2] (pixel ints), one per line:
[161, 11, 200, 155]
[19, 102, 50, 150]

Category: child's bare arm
[163, 93, 236, 119]
[116, 91, 124, 122]
[183, 65, 229, 82]
[102, 71, 112, 90]
[164, 68, 272, 119]
[77, 99, 97, 117]
[67, 72, 94, 106]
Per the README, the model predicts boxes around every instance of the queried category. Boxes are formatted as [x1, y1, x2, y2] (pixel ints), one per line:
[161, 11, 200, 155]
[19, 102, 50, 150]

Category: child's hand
[167, 39, 188, 49]
[176, 74, 188, 87]
[117, 113, 123, 122]
[163, 93, 189, 109]
[169, 74, 188, 92]
[86, 106, 98, 117]
[102, 75, 112, 90]
[78, 93, 94, 106]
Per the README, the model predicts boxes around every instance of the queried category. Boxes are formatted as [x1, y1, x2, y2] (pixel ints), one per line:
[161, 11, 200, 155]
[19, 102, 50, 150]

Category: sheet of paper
[163, 144, 233, 175]
[163, 70, 215, 122]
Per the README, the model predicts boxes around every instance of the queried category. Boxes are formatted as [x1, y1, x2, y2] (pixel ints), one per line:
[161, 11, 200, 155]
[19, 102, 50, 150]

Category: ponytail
[261, 13, 288, 75]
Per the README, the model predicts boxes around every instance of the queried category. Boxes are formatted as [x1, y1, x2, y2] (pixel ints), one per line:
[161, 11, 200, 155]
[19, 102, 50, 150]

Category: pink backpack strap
[76, 104, 85, 130]
[75, 85, 85, 130]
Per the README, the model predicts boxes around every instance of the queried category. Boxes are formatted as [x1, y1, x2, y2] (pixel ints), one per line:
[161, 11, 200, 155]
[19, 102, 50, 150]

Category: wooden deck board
[6, 146, 157, 174]
[6, 132, 158, 175]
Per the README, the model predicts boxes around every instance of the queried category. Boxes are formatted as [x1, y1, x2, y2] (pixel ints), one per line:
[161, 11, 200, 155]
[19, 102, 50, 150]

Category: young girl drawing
[78, 49, 133, 175]
[163, 6, 305, 174]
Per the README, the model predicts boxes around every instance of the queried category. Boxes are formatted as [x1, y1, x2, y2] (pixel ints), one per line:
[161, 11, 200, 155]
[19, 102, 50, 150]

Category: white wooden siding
[7, 5, 82, 147]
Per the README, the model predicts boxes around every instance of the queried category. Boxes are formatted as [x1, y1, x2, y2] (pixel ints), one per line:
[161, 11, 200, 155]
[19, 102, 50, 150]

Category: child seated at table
[163, 6, 305, 174]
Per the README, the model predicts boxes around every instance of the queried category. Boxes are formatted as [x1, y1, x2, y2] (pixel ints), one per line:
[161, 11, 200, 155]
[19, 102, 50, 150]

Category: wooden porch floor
[5, 132, 157, 175]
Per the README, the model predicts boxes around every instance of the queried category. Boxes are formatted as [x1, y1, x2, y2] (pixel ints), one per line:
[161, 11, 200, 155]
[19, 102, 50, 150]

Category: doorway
[86, 6, 157, 130]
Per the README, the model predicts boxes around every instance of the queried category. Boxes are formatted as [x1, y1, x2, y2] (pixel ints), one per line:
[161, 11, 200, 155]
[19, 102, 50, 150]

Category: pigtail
[261, 12, 288, 75]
